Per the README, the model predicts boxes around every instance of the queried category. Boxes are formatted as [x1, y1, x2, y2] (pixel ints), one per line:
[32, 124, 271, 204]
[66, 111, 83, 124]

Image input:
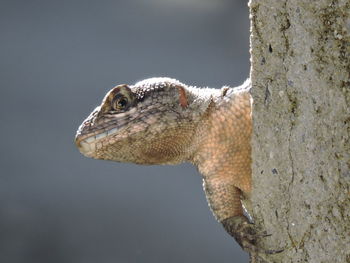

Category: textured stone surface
[249, 0, 350, 262]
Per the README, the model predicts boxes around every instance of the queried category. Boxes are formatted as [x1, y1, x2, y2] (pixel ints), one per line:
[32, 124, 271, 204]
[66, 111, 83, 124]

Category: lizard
[75, 77, 278, 256]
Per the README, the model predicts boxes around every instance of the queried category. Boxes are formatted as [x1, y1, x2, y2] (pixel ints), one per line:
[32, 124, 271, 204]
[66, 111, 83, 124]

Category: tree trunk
[248, 0, 350, 262]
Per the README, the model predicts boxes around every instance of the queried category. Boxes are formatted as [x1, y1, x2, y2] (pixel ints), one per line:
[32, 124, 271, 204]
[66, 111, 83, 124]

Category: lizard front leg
[203, 176, 284, 258]
[203, 176, 258, 252]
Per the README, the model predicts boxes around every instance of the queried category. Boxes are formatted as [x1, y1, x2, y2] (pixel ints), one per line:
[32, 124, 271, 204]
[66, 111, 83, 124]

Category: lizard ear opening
[175, 85, 188, 108]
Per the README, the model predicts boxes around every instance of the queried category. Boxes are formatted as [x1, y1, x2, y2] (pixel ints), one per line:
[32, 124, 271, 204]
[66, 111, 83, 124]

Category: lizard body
[75, 77, 257, 252]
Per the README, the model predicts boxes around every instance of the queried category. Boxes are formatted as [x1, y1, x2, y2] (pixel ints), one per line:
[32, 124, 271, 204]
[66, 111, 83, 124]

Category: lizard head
[75, 77, 201, 165]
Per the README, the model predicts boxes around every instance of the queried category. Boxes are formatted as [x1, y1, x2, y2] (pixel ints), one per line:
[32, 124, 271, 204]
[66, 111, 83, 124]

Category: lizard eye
[111, 95, 129, 111]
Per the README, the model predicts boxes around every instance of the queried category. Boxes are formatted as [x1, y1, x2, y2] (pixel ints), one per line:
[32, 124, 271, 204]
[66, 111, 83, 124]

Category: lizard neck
[155, 85, 223, 164]
[190, 81, 252, 193]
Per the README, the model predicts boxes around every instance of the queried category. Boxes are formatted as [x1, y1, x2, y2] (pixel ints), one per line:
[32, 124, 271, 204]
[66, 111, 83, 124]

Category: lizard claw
[221, 215, 284, 255]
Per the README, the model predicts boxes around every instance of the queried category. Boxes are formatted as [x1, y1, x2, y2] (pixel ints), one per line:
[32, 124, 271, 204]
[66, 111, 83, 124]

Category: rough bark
[248, 0, 350, 262]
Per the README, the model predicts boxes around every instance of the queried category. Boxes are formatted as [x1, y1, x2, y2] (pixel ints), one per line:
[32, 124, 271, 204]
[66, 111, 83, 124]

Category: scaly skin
[75, 77, 273, 255]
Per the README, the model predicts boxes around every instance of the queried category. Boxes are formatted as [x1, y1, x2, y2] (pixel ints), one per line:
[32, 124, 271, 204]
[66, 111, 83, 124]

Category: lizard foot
[221, 215, 284, 255]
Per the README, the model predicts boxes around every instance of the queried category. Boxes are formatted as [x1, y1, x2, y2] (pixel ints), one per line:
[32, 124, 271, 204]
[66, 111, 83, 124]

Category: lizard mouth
[75, 127, 119, 157]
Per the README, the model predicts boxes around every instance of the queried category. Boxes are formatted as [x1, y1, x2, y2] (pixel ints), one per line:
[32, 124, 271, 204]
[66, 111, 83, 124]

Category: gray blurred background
[0, 0, 250, 262]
